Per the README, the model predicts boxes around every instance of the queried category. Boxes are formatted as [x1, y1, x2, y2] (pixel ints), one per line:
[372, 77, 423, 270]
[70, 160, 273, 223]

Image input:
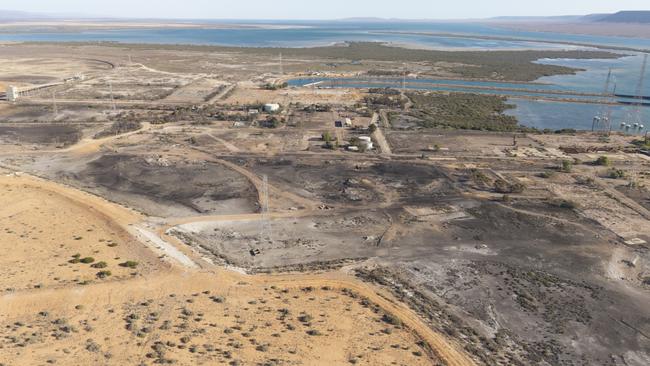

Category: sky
[3, 0, 649, 20]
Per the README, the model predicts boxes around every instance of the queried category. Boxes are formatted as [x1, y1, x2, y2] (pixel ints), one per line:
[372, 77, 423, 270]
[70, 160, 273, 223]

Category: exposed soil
[0, 124, 83, 146]
[74, 154, 259, 217]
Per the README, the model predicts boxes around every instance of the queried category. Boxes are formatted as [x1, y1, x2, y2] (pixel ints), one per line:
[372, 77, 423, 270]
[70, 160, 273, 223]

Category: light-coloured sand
[0, 273, 435, 365]
[0, 174, 162, 292]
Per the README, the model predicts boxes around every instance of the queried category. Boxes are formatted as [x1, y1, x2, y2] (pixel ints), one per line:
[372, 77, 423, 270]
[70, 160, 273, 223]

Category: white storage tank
[358, 136, 374, 150]
[263, 103, 280, 113]
[7, 86, 18, 102]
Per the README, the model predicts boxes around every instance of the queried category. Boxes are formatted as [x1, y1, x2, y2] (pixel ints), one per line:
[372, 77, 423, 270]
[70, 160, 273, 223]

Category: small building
[7, 86, 18, 102]
[347, 146, 360, 152]
[358, 136, 373, 150]
[345, 118, 353, 127]
[335, 121, 343, 128]
[263, 103, 280, 113]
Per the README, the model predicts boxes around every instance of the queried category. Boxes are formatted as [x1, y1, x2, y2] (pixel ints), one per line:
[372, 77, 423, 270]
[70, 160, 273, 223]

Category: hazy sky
[5, 0, 649, 20]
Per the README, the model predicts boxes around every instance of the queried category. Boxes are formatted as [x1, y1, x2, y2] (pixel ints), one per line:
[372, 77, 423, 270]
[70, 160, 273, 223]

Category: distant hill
[594, 11, 650, 23]
[0, 10, 45, 21]
[579, 14, 609, 22]
[487, 15, 585, 23]
[0, 9, 97, 21]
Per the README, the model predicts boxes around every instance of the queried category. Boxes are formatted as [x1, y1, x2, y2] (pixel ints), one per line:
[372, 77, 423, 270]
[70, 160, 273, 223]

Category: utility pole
[52, 91, 58, 119]
[594, 68, 613, 134]
[633, 54, 648, 130]
[109, 82, 116, 111]
[259, 175, 271, 245]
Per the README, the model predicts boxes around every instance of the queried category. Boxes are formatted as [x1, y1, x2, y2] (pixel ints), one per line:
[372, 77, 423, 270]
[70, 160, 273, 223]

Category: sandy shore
[492, 22, 650, 39]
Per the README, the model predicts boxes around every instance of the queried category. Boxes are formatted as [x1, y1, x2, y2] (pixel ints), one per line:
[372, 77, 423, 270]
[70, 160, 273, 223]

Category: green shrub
[120, 261, 139, 269]
[595, 156, 611, 166]
[575, 176, 594, 185]
[470, 169, 491, 184]
[609, 169, 625, 179]
[494, 179, 525, 194]
[298, 314, 313, 323]
[80, 257, 95, 264]
[91, 261, 108, 269]
[96, 271, 112, 279]
[550, 199, 578, 210]
[382, 313, 403, 327]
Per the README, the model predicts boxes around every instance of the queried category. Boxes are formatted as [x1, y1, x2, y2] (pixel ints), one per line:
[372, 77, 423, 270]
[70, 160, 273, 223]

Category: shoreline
[0, 20, 312, 31]
[376, 31, 648, 53]
[489, 21, 650, 40]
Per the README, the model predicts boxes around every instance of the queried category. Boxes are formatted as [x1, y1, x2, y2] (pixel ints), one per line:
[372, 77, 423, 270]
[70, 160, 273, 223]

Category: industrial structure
[595, 54, 649, 134]
[358, 136, 374, 150]
[7, 86, 18, 102]
[592, 69, 614, 134]
[629, 54, 648, 133]
[263, 103, 280, 113]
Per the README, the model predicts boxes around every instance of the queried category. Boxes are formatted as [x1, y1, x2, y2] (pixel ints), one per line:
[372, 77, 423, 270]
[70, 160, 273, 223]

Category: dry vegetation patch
[0, 175, 160, 292]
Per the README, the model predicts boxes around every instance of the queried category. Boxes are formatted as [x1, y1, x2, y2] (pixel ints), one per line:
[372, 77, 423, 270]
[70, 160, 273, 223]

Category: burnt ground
[8, 136, 646, 366]
[0, 124, 83, 146]
[176, 196, 650, 364]
[618, 185, 650, 211]
[225, 156, 457, 206]
[352, 201, 650, 366]
[178, 154, 650, 366]
[170, 208, 392, 269]
[66, 154, 258, 217]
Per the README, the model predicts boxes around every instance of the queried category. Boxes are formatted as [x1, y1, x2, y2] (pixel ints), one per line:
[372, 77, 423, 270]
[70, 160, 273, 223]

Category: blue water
[0, 27, 572, 49]
[3, 21, 650, 50]
[506, 99, 650, 132]
[288, 77, 645, 103]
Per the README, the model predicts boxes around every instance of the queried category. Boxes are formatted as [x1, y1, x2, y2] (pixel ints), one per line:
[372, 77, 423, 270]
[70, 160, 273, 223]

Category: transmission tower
[259, 174, 272, 245]
[593, 68, 614, 134]
[632, 54, 648, 132]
